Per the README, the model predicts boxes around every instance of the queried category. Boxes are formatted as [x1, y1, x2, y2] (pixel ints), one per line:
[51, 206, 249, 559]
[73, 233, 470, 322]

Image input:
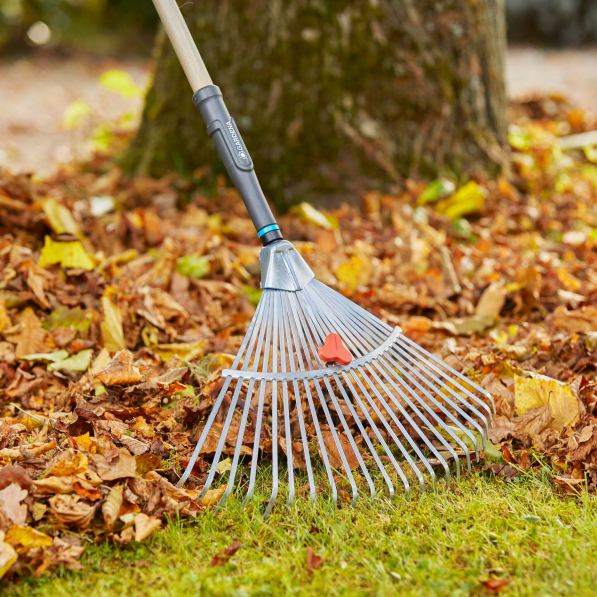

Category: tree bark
[123, 0, 508, 210]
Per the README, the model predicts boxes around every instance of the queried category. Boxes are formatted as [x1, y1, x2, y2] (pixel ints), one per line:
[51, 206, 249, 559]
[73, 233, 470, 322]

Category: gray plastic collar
[260, 240, 315, 291]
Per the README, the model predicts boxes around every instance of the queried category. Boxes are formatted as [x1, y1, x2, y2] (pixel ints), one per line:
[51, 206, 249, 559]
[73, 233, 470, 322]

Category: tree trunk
[123, 0, 508, 210]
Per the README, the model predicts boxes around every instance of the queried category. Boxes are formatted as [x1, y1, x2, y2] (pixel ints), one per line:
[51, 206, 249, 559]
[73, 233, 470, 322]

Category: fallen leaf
[200, 485, 226, 507]
[436, 181, 487, 219]
[0, 466, 33, 491]
[100, 287, 126, 353]
[480, 577, 510, 594]
[102, 484, 124, 529]
[38, 236, 95, 270]
[210, 541, 242, 567]
[176, 255, 211, 279]
[91, 450, 137, 481]
[215, 458, 232, 475]
[291, 202, 337, 229]
[47, 349, 93, 372]
[476, 283, 507, 317]
[48, 494, 98, 529]
[515, 376, 580, 432]
[49, 452, 89, 477]
[0, 541, 18, 580]
[5, 308, 52, 358]
[416, 178, 456, 205]
[432, 314, 495, 336]
[95, 350, 142, 385]
[5, 525, 53, 553]
[134, 513, 162, 542]
[42, 198, 85, 239]
[306, 546, 323, 575]
[0, 484, 28, 525]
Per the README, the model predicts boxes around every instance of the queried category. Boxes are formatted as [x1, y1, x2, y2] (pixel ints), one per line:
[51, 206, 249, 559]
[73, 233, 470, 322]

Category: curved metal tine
[289, 291, 405, 500]
[221, 292, 273, 508]
[300, 287, 424, 494]
[388, 344, 488, 451]
[396, 337, 495, 422]
[399, 335, 496, 413]
[308, 285, 451, 487]
[196, 292, 270, 502]
[280, 294, 316, 501]
[296, 288, 376, 504]
[278, 292, 295, 507]
[264, 294, 281, 519]
[178, 295, 268, 487]
[244, 299, 275, 507]
[326, 285, 495, 421]
[316, 285, 484, 455]
[285, 293, 338, 507]
[297, 291, 398, 498]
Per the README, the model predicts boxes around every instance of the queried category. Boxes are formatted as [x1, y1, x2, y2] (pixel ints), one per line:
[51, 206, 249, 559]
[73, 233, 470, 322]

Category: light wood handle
[152, 0, 213, 92]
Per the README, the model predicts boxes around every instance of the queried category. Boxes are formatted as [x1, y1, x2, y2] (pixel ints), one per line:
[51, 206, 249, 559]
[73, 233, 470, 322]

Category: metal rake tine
[219, 292, 273, 508]
[277, 291, 296, 506]
[315, 287, 478, 468]
[294, 291, 378, 501]
[313, 279, 494, 418]
[280, 294, 317, 501]
[283, 293, 338, 506]
[290, 290, 405, 500]
[196, 290, 269, 502]
[298, 287, 395, 502]
[178, 295, 268, 487]
[307, 284, 454, 487]
[316, 284, 489, 451]
[298, 286, 427, 493]
[302, 288, 428, 494]
[244, 296, 275, 506]
[264, 292, 281, 519]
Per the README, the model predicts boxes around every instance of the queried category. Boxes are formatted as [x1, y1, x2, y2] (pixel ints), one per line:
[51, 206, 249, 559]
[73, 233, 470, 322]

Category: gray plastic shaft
[151, 0, 282, 245]
[193, 86, 281, 243]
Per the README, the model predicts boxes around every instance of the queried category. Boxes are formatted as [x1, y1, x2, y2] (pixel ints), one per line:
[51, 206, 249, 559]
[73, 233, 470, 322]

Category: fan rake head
[178, 241, 495, 517]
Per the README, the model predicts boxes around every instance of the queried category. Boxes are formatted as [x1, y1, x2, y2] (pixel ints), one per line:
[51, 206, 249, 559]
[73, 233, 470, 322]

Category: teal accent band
[257, 224, 280, 238]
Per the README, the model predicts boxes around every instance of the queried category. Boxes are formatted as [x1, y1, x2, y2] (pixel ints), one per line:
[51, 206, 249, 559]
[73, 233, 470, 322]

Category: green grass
[7, 469, 597, 597]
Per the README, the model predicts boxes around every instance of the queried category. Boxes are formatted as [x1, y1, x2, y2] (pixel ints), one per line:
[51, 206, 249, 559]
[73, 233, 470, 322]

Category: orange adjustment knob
[318, 333, 352, 366]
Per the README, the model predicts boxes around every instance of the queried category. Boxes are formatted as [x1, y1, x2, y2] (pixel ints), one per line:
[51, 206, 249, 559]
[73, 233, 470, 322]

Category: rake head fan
[178, 241, 495, 516]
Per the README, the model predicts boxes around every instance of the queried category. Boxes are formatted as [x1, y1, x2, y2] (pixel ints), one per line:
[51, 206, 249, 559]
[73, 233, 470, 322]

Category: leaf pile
[1, 94, 597, 577]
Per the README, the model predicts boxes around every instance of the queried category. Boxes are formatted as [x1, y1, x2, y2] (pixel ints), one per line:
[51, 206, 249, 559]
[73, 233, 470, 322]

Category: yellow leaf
[200, 485, 226, 507]
[515, 376, 580, 432]
[49, 452, 88, 477]
[100, 287, 126, 353]
[38, 236, 95, 270]
[215, 458, 232, 475]
[62, 99, 92, 130]
[154, 340, 207, 361]
[5, 525, 53, 554]
[290, 202, 338, 230]
[436, 181, 487, 219]
[42, 198, 84, 240]
[0, 298, 12, 334]
[336, 257, 361, 291]
[99, 69, 144, 99]
[0, 541, 17, 580]
[73, 432, 95, 452]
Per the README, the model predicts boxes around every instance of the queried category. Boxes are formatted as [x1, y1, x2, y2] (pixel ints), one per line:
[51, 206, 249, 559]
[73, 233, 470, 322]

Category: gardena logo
[226, 120, 248, 160]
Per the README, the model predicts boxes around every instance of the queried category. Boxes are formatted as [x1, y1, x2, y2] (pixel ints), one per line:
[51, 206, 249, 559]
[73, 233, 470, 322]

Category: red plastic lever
[318, 333, 352, 366]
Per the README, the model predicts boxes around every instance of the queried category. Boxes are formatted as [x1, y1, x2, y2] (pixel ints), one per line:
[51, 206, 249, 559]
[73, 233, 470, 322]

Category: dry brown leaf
[48, 451, 88, 477]
[306, 546, 323, 575]
[200, 485, 226, 507]
[134, 513, 162, 542]
[102, 484, 123, 530]
[48, 494, 98, 529]
[91, 450, 137, 481]
[94, 349, 142, 386]
[100, 287, 126, 353]
[5, 308, 52, 358]
[0, 484, 28, 526]
[210, 540, 242, 567]
[480, 578, 510, 594]
[34, 476, 75, 495]
[476, 283, 507, 317]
